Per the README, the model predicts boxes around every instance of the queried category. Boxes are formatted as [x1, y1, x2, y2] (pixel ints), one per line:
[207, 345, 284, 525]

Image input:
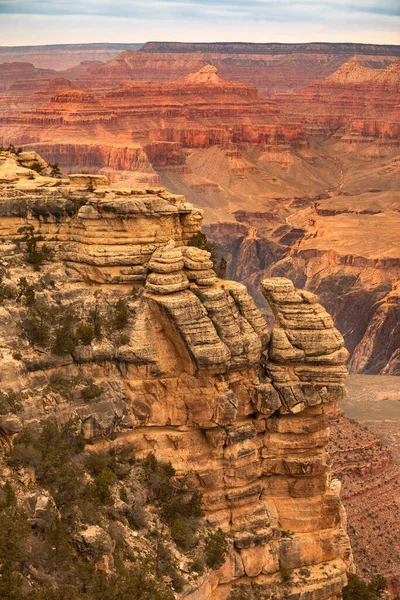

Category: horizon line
[1, 39, 400, 49]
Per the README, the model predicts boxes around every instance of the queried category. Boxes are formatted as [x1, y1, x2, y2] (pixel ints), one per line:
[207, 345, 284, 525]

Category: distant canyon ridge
[0, 41, 399, 375]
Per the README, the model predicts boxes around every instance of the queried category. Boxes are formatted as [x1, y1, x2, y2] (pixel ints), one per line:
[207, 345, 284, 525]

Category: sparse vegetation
[228, 583, 272, 600]
[279, 566, 292, 583]
[204, 528, 228, 569]
[49, 162, 62, 178]
[113, 299, 129, 330]
[0, 391, 22, 415]
[17, 225, 52, 271]
[343, 573, 387, 600]
[77, 322, 95, 345]
[30, 160, 44, 174]
[188, 232, 227, 278]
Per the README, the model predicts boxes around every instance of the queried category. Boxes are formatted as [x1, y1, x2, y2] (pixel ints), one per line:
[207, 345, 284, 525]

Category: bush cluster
[204, 528, 228, 569]
[343, 573, 387, 600]
[228, 583, 272, 600]
[17, 225, 52, 271]
[142, 453, 203, 550]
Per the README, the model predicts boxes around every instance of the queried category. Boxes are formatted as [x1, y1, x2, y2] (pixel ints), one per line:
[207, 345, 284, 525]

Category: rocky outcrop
[0, 150, 352, 599]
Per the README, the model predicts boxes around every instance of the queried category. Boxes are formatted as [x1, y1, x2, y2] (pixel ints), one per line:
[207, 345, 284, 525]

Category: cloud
[0, 0, 399, 45]
[1, 0, 399, 19]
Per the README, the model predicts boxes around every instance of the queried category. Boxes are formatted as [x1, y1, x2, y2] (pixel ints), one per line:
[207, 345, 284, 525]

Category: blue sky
[0, 0, 399, 45]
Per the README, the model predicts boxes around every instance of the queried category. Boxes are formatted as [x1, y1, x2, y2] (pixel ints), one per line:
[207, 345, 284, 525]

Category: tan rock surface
[0, 151, 352, 599]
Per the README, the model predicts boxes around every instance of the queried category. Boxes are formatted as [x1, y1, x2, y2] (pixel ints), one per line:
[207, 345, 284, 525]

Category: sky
[0, 0, 399, 46]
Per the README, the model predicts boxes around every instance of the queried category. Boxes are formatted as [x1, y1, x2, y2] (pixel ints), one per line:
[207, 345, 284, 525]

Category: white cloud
[0, 0, 399, 45]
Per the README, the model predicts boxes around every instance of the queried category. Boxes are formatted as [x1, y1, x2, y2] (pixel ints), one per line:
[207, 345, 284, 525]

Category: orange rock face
[276, 59, 400, 145]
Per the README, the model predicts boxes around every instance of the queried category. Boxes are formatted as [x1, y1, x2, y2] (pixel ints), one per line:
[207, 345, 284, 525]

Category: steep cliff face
[329, 375, 400, 596]
[275, 59, 400, 145]
[0, 151, 352, 599]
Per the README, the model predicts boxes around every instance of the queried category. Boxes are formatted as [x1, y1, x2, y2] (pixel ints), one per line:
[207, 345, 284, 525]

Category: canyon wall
[0, 151, 353, 599]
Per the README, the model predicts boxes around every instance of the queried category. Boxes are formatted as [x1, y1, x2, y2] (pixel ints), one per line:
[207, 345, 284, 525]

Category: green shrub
[188, 231, 218, 262]
[52, 307, 78, 355]
[84, 451, 116, 477]
[119, 486, 128, 502]
[30, 161, 44, 174]
[89, 301, 102, 340]
[113, 299, 129, 330]
[20, 297, 53, 347]
[205, 529, 228, 570]
[78, 323, 95, 345]
[228, 583, 272, 600]
[0, 490, 30, 600]
[117, 334, 130, 345]
[15, 277, 35, 306]
[26, 586, 84, 600]
[17, 225, 52, 271]
[281, 529, 294, 538]
[47, 375, 81, 401]
[343, 573, 387, 600]
[84, 468, 117, 506]
[123, 503, 147, 530]
[215, 257, 227, 278]
[81, 381, 103, 400]
[190, 556, 205, 575]
[188, 232, 227, 276]
[280, 566, 292, 583]
[49, 162, 62, 178]
[170, 518, 195, 550]
[8, 420, 84, 510]
[170, 571, 186, 593]
[0, 390, 22, 415]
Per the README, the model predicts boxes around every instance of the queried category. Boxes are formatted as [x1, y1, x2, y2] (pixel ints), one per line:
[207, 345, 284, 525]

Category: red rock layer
[276, 60, 400, 144]
[0, 66, 305, 153]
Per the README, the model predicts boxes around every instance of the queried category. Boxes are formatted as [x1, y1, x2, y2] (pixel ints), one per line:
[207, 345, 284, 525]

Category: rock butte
[0, 151, 353, 599]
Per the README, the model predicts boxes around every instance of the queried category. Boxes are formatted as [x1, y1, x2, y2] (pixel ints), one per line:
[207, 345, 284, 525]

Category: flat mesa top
[0, 151, 198, 217]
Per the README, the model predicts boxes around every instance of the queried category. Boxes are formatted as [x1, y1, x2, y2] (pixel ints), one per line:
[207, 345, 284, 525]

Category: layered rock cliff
[75, 43, 400, 96]
[275, 59, 400, 145]
[0, 150, 352, 599]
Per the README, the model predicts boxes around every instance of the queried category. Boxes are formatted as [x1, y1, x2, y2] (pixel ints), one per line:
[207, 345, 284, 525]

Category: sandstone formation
[0, 150, 353, 599]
